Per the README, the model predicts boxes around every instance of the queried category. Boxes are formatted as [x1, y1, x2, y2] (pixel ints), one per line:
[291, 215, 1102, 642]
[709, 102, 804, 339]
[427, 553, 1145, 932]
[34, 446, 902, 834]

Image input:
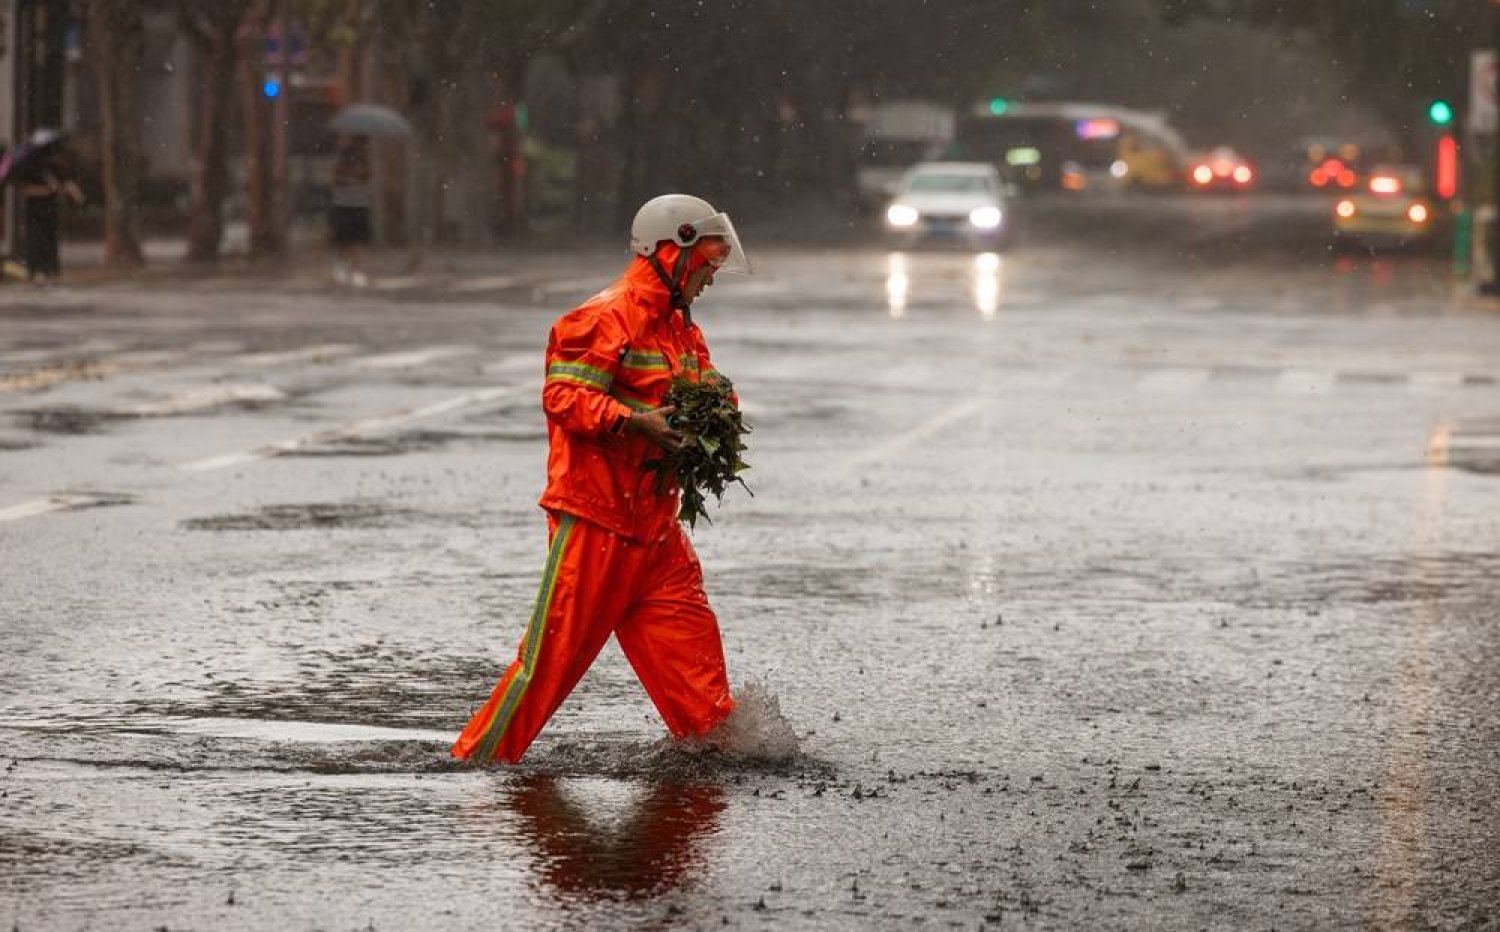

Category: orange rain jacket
[537, 243, 728, 542]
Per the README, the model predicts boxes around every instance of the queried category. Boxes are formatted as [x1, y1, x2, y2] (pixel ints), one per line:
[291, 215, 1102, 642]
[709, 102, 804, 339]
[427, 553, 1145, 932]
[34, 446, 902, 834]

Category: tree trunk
[183, 8, 242, 264]
[87, 0, 145, 270]
[236, 0, 283, 258]
[375, 65, 409, 246]
[333, 0, 366, 105]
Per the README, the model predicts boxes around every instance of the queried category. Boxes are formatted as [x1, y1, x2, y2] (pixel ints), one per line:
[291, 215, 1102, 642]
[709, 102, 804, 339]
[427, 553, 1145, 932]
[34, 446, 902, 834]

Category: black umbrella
[0, 127, 69, 187]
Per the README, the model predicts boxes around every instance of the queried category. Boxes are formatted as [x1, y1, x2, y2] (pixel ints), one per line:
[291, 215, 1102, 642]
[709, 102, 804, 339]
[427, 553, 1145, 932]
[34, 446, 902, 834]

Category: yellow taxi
[1332, 165, 1441, 249]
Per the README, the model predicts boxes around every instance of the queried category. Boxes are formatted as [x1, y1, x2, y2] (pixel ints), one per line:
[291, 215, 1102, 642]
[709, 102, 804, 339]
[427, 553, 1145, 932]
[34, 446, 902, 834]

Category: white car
[884, 162, 1011, 248]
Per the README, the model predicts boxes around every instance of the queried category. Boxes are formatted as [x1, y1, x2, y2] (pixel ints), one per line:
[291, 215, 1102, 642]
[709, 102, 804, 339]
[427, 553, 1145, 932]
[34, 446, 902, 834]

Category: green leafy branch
[643, 374, 752, 530]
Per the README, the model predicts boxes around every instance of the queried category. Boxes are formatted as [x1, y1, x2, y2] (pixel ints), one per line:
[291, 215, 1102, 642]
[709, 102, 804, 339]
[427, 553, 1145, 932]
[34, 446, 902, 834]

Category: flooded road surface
[2, 233, 1499, 929]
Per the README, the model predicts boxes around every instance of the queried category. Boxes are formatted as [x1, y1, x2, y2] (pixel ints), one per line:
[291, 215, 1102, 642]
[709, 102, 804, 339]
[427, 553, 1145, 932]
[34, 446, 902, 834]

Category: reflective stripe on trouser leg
[456, 515, 576, 763]
[615, 526, 734, 739]
[473, 514, 576, 762]
[452, 515, 645, 764]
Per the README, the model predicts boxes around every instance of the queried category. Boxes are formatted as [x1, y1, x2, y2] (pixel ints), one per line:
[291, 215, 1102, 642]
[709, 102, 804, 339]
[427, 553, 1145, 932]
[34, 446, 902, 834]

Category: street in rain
[2, 3, 1498, 930]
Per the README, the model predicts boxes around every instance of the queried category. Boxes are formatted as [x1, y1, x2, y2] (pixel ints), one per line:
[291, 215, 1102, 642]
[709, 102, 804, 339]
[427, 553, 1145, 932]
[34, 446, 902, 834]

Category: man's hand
[624, 405, 683, 452]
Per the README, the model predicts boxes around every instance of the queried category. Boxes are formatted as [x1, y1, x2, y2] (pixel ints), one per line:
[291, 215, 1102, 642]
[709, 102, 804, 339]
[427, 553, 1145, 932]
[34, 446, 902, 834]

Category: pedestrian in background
[451, 194, 752, 765]
[329, 138, 372, 287]
[17, 147, 83, 282]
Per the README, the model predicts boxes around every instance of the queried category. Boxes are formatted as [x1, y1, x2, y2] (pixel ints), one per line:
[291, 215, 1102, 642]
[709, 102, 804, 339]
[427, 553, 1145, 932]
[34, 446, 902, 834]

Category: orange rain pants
[451, 512, 735, 765]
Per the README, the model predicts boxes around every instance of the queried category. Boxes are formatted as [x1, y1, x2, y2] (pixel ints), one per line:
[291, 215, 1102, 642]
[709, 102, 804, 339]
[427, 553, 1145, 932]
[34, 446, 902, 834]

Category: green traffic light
[988, 97, 1009, 116]
[1428, 99, 1454, 126]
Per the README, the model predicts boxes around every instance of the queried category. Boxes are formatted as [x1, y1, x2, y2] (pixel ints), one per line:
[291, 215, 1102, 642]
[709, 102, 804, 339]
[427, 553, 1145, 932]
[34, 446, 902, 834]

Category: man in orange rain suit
[453, 194, 753, 765]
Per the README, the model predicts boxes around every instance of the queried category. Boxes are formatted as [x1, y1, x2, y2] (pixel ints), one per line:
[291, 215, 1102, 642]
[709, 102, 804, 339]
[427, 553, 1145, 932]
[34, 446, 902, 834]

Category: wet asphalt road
[2, 197, 1499, 930]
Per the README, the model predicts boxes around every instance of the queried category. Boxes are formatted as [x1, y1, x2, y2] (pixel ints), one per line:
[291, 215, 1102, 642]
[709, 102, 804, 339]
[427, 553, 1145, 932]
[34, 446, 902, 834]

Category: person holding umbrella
[328, 137, 372, 287]
[2, 129, 84, 281]
[324, 104, 412, 287]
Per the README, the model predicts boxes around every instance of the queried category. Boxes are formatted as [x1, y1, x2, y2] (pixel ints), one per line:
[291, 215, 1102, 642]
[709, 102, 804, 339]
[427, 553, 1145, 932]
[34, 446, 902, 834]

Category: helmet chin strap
[647, 247, 695, 326]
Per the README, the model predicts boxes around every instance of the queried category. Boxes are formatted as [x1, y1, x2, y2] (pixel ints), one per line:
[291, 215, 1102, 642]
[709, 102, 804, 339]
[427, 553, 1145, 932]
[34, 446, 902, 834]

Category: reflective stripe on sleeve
[620, 350, 670, 371]
[546, 360, 613, 391]
[610, 389, 655, 413]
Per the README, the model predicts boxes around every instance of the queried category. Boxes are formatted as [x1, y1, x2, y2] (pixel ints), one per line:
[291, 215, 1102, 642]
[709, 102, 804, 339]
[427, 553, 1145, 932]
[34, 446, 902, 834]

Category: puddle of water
[1247, 551, 1500, 607]
[284, 427, 545, 457]
[182, 503, 418, 531]
[16, 406, 121, 434]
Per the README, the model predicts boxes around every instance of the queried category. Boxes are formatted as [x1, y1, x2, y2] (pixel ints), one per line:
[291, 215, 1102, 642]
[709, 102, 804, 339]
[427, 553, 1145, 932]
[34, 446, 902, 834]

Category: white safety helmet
[629, 194, 751, 274]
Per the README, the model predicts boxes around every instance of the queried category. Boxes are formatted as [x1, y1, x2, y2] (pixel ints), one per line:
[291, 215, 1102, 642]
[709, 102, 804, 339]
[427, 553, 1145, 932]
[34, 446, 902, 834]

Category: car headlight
[969, 206, 1002, 229]
[886, 204, 919, 228]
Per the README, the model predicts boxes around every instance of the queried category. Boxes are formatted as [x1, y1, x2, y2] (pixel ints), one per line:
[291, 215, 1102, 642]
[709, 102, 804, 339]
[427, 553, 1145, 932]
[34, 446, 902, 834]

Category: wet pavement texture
[2, 200, 1500, 930]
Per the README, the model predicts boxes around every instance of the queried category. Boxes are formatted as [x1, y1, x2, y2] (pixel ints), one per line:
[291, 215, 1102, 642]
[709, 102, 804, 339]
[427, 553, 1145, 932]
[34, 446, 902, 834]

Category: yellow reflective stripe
[547, 360, 612, 390]
[620, 350, 670, 371]
[474, 514, 577, 763]
[611, 389, 654, 413]
[678, 355, 700, 371]
[548, 371, 609, 390]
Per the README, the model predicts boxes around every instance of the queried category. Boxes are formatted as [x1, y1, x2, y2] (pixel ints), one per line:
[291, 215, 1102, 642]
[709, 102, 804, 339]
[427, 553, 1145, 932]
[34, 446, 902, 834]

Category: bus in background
[951, 102, 1189, 194]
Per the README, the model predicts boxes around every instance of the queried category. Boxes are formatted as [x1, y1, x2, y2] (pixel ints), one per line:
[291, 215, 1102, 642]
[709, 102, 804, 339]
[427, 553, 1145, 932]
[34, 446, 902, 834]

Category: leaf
[643, 374, 752, 528]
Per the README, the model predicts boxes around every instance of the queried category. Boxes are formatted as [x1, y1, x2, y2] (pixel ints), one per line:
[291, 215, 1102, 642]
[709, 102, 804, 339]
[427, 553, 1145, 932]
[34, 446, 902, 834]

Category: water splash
[678, 680, 801, 763]
[519, 681, 813, 778]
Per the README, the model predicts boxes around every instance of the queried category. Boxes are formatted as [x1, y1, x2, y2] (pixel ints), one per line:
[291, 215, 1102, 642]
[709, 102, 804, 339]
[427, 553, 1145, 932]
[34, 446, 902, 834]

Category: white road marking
[110, 350, 185, 367]
[1002, 369, 1074, 390]
[1450, 435, 1500, 450]
[448, 274, 523, 293]
[1137, 368, 1209, 393]
[1408, 371, 1466, 393]
[163, 716, 455, 744]
[125, 384, 286, 417]
[1275, 369, 1334, 395]
[349, 346, 471, 370]
[234, 344, 359, 367]
[178, 383, 534, 473]
[0, 493, 127, 523]
[844, 396, 991, 471]
[533, 278, 601, 295]
[480, 352, 539, 376]
[369, 275, 430, 291]
[0, 498, 70, 522]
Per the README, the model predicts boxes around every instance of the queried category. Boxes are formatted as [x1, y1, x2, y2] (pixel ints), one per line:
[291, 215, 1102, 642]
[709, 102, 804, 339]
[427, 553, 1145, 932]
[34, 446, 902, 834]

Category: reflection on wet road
[885, 250, 1004, 318]
[2, 235, 1499, 928]
[498, 777, 726, 901]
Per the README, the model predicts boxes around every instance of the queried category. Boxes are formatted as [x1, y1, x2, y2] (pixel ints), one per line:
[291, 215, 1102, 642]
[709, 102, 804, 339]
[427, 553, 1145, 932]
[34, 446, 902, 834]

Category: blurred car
[1332, 165, 1442, 249]
[884, 161, 1012, 248]
[1187, 147, 1255, 192]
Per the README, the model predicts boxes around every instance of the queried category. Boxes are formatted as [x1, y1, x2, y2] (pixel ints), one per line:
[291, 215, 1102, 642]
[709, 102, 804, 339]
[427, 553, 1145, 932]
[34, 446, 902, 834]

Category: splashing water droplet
[679, 680, 800, 762]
